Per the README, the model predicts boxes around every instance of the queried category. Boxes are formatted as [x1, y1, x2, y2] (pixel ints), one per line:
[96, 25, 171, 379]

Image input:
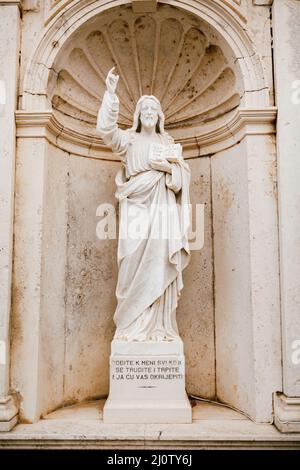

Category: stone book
[149, 142, 182, 163]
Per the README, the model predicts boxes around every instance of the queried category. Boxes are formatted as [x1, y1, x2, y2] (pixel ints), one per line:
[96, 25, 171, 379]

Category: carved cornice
[48, 4, 242, 136]
[253, 1, 273, 5]
[132, 0, 157, 13]
[178, 107, 277, 156]
[42, 1, 248, 26]
[43, 0, 73, 25]
[0, 0, 22, 9]
[22, 0, 39, 11]
[22, 0, 269, 111]
[15, 107, 277, 159]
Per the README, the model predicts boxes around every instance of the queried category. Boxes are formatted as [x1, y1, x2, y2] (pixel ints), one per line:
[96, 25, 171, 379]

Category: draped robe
[97, 91, 191, 341]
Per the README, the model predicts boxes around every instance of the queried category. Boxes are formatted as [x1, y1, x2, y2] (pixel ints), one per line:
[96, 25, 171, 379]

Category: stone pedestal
[103, 340, 192, 424]
[273, 0, 300, 401]
[272, 0, 300, 432]
[0, 1, 21, 432]
[274, 393, 300, 433]
[0, 396, 18, 432]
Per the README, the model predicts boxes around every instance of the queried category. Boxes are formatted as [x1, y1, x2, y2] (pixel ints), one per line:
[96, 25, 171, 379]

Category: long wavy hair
[131, 95, 167, 134]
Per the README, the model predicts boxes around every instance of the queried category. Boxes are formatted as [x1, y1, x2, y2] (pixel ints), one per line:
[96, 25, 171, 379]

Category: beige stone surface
[211, 135, 281, 422]
[38, 143, 69, 416]
[45, 400, 103, 421]
[273, 0, 300, 398]
[11, 145, 120, 418]
[0, 400, 300, 449]
[11, 137, 49, 423]
[212, 141, 255, 417]
[45, 398, 246, 422]
[10, 140, 215, 420]
[245, 0, 274, 104]
[47, 4, 242, 139]
[18, 2, 46, 109]
[177, 157, 215, 399]
[0, 3, 20, 404]
[3, 0, 292, 432]
[11, 140, 68, 422]
[63, 156, 119, 403]
[132, 1, 157, 13]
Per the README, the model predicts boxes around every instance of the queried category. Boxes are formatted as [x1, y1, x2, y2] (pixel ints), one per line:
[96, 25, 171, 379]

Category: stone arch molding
[18, 0, 276, 157]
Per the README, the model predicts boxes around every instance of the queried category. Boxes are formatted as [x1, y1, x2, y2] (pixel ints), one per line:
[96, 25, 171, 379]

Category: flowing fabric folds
[97, 91, 191, 341]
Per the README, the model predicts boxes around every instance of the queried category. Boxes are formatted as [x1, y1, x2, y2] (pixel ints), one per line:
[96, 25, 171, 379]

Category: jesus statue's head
[131, 95, 166, 135]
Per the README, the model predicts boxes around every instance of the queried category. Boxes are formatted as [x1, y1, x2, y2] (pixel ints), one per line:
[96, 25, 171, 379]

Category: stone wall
[10, 139, 215, 420]
[0, 0, 290, 427]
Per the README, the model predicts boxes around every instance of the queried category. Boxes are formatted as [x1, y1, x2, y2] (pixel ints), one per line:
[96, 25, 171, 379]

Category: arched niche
[12, 0, 281, 424]
[47, 4, 242, 150]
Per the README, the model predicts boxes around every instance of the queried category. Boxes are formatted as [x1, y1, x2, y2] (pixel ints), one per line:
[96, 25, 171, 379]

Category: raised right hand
[106, 66, 119, 95]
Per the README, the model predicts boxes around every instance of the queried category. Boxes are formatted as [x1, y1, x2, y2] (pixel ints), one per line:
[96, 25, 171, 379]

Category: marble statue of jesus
[97, 67, 191, 343]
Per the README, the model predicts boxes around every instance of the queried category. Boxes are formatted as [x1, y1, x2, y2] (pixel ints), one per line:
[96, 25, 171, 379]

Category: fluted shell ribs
[48, 4, 242, 138]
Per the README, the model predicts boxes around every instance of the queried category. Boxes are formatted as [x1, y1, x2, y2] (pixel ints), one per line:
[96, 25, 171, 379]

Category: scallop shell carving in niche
[49, 4, 241, 133]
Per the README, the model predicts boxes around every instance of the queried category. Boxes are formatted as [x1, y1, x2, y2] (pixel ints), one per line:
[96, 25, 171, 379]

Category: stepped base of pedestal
[104, 343, 192, 424]
[0, 396, 18, 432]
[0, 415, 18, 432]
[103, 396, 192, 424]
[274, 393, 300, 433]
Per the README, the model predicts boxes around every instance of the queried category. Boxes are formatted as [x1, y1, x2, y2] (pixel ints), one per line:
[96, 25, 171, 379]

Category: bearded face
[139, 98, 159, 131]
